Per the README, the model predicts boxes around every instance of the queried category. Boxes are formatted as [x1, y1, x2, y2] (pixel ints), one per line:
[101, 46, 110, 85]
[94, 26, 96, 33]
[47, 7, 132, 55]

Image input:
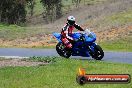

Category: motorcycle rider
[61, 16, 84, 49]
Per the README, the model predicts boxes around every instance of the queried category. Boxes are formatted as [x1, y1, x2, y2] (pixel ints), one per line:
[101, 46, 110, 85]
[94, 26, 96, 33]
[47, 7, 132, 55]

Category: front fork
[87, 43, 97, 56]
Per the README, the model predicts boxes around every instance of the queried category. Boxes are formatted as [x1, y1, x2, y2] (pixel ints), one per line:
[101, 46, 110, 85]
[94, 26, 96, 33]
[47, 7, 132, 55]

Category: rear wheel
[56, 42, 71, 58]
[89, 45, 104, 60]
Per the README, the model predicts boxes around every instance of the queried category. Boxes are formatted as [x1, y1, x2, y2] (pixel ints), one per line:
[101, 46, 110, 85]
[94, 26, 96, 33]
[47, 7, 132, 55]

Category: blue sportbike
[53, 29, 104, 60]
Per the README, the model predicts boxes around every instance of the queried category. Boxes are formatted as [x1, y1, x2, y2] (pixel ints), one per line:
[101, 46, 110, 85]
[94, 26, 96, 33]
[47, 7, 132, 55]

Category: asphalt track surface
[0, 48, 132, 64]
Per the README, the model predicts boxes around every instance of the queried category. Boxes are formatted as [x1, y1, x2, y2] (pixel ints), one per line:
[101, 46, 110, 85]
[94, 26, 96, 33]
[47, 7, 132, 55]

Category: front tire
[89, 45, 104, 60]
[56, 42, 71, 58]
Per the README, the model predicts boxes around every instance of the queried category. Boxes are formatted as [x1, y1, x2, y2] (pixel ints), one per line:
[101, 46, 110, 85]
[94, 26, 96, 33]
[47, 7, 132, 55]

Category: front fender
[89, 43, 97, 52]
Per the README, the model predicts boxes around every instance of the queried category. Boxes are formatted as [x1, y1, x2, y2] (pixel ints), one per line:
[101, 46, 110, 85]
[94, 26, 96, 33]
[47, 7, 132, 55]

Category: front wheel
[89, 45, 104, 60]
[56, 42, 71, 58]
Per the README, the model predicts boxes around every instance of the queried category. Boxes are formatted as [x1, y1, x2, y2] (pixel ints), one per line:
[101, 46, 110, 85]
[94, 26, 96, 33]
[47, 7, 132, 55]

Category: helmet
[67, 16, 75, 25]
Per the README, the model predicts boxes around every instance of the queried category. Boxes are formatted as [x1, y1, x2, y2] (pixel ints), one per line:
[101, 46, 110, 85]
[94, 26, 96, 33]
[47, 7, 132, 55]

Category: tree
[72, 0, 81, 8]
[40, 0, 62, 23]
[56, 0, 62, 19]
[27, 0, 35, 16]
[0, 0, 27, 24]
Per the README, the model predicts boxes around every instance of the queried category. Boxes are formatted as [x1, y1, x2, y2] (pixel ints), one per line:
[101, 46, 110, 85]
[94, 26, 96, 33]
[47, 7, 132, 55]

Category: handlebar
[79, 34, 85, 41]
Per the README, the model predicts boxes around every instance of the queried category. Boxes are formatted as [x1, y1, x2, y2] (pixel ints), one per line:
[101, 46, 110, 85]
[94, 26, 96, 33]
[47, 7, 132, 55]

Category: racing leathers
[61, 23, 84, 49]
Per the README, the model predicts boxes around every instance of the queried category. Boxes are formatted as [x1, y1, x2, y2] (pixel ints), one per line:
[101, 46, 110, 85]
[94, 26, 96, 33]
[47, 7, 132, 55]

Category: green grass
[105, 10, 132, 26]
[0, 24, 50, 40]
[100, 36, 132, 52]
[0, 24, 27, 40]
[92, 10, 132, 29]
[0, 57, 132, 88]
[108, 10, 132, 24]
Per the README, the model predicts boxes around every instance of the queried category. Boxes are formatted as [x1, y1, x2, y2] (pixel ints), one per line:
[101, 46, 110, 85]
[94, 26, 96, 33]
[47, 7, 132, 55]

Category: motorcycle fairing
[53, 32, 97, 57]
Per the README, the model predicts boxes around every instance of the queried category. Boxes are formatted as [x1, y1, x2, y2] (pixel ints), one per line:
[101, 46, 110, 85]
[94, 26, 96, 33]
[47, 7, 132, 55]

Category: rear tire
[56, 42, 71, 58]
[56, 42, 63, 56]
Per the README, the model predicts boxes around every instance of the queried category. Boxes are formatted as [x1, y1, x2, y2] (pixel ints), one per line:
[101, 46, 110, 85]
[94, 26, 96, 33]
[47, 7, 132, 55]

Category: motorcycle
[52, 29, 104, 60]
